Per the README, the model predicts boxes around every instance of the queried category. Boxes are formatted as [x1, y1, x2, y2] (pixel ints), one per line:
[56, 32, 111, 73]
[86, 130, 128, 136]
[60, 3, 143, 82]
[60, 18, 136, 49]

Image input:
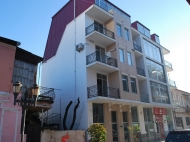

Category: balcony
[133, 43, 143, 58]
[162, 47, 170, 55]
[165, 60, 173, 72]
[87, 85, 120, 99]
[86, 23, 115, 47]
[140, 95, 149, 103]
[169, 80, 177, 88]
[136, 67, 146, 81]
[86, 52, 118, 73]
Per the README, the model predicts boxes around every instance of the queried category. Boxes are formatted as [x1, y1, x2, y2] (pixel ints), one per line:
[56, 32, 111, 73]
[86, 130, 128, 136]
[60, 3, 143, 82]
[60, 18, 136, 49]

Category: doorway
[97, 74, 107, 97]
[95, 45, 106, 63]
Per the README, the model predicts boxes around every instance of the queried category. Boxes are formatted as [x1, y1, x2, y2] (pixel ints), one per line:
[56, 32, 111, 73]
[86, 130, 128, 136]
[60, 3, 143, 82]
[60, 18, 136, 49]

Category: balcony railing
[87, 85, 120, 99]
[172, 100, 179, 107]
[137, 67, 145, 77]
[165, 60, 173, 69]
[37, 87, 55, 103]
[86, 23, 115, 39]
[133, 43, 142, 53]
[95, 0, 130, 20]
[140, 95, 149, 103]
[169, 80, 176, 87]
[43, 113, 61, 129]
[86, 52, 117, 68]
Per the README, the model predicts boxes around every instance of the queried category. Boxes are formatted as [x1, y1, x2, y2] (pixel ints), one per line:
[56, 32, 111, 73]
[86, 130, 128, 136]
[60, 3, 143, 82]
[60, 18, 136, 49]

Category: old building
[0, 36, 42, 142]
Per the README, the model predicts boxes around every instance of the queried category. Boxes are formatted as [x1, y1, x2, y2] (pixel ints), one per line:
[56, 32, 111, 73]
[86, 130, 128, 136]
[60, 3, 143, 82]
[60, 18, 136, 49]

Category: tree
[87, 123, 107, 142]
[128, 124, 140, 142]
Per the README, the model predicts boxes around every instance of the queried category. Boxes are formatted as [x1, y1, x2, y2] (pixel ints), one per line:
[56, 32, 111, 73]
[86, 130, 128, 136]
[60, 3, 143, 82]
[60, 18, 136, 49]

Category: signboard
[154, 107, 166, 115]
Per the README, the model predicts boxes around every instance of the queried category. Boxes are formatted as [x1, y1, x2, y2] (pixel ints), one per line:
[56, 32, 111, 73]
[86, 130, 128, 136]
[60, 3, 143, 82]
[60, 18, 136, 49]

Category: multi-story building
[171, 89, 190, 130]
[41, 0, 175, 141]
[0, 36, 42, 142]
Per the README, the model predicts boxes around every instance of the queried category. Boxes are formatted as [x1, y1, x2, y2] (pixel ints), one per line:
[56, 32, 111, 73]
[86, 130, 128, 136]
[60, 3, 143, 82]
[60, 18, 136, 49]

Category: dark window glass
[111, 111, 118, 142]
[122, 75, 129, 92]
[112, 111, 117, 123]
[146, 59, 166, 83]
[117, 24, 122, 37]
[93, 104, 104, 123]
[186, 117, 190, 125]
[123, 112, 128, 122]
[143, 108, 153, 122]
[150, 81, 170, 104]
[176, 117, 183, 127]
[130, 77, 137, 93]
[124, 28, 129, 41]
[131, 107, 138, 123]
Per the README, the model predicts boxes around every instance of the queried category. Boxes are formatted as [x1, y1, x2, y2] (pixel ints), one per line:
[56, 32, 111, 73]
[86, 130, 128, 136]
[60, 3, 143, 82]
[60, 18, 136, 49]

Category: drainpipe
[74, 0, 76, 103]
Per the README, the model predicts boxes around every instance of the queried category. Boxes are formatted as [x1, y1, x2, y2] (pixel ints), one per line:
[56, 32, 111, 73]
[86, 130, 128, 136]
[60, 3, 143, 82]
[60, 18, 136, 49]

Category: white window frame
[119, 48, 125, 63]
[124, 28, 130, 41]
[116, 23, 122, 37]
[127, 52, 133, 66]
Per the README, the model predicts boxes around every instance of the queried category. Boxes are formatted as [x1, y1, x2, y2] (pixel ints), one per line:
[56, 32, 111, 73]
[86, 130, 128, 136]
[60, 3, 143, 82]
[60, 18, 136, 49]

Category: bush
[128, 124, 140, 142]
[87, 123, 107, 142]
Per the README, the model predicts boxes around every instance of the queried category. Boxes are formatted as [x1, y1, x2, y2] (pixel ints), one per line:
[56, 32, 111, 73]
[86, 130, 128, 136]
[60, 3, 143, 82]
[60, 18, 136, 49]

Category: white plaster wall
[41, 13, 88, 130]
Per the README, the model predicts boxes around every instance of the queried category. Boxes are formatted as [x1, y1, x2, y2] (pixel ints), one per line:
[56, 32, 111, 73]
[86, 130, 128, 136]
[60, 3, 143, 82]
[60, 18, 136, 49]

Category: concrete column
[163, 115, 169, 136]
[137, 106, 146, 134]
[104, 104, 112, 142]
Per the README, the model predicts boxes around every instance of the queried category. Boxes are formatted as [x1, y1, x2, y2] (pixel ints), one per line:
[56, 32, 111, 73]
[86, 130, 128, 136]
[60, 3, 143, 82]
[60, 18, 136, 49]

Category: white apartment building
[41, 0, 176, 141]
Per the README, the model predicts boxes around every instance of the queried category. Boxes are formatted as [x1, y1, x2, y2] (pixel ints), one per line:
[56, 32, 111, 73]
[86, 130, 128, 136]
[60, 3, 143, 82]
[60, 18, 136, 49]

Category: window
[119, 48, 125, 63]
[122, 75, 129, 92]
[146, 59, 166, 83]
[143, 108, 153, 122]
[93, 104, 104, 123]
[127, 52, 132, 66]
[130, 77, 137, 93]
[111, 111, 118, 142]
[186, 117, 190, 125]
[122, 112, 130, 142]
[137, 23, 150, 38]
[155, 35, 160, 44]
[143, 39, 162, 63]
[131, 107, 138, 124]
[150, 81, 170, 104]
[124, 28, 129, 41]
[176, 117, 183, 127]
[117, 24, 122, 37]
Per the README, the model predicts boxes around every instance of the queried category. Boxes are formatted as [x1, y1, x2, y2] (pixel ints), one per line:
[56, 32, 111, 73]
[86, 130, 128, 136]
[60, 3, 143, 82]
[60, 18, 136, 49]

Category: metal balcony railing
[140, 95, 149, 103]
[37, 87, 55, 103]
[165, 60, 173, 69]
[86, 52, 117, 68]
[169, 80, 177, 87]
[133, 43, 142, 53]
[87, 85, 120, 99]
[86, 23, 115, 39]
[95, 0, 130, 20]
[137, 67, 145, 77]
[44, 113, 61, 129]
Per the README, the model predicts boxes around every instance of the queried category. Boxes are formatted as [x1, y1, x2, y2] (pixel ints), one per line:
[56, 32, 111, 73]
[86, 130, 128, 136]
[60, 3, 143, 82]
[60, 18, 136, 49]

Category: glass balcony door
[97, 74, 107, 97]
[96, 45, 106, 63]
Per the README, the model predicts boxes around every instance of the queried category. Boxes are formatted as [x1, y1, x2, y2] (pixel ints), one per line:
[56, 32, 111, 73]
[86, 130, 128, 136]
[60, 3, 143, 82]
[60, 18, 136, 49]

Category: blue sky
[0, 0, 190, 92]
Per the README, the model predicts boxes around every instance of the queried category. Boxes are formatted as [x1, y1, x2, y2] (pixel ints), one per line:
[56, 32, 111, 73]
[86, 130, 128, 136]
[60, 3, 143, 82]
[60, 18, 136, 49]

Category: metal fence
[87, 85, 120, 99]
[86, 52, 117, 68]
[86, 23, 115, 39]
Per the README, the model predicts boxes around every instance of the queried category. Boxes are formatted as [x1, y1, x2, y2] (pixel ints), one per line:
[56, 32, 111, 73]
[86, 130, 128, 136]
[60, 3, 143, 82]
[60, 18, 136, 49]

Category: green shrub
[87, 123, 107, 142]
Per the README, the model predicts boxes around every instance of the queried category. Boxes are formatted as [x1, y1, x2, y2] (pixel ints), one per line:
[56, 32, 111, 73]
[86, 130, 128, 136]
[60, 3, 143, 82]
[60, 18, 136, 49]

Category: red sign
[154, 108, 166, 115]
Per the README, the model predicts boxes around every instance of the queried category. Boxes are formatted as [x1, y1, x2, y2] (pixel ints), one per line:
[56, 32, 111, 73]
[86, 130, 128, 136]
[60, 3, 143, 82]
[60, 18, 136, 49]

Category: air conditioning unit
[76, 43, 84, 52]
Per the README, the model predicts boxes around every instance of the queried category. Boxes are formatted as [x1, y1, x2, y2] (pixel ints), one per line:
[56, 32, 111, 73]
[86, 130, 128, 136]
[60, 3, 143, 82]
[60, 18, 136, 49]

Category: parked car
[165, 130, 190, 142]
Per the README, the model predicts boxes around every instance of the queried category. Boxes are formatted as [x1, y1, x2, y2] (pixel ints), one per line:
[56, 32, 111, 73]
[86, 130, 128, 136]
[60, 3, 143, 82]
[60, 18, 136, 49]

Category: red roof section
[43, 0, 94, 62]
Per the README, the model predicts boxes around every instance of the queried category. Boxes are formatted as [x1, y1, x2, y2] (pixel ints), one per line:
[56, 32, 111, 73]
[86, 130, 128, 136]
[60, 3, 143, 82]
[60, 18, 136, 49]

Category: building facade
[0, 36, 42, 142]
[41, 0, 175, 142]
[171, 89, 190, 130]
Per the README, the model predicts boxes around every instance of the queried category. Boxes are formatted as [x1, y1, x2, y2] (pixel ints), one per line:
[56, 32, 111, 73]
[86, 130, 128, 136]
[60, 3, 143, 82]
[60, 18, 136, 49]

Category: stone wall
[41, 130, 85, 142]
